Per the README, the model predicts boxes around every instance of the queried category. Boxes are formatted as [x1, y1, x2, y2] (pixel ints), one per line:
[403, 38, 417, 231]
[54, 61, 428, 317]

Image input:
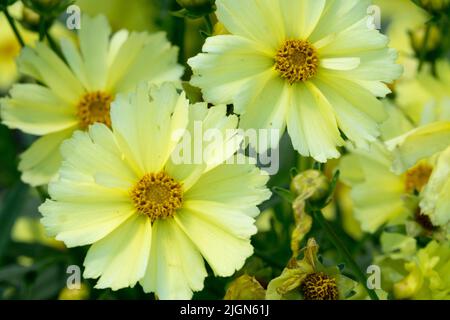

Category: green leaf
[272, 186, 296, 203]
[328, 170, 340, 196]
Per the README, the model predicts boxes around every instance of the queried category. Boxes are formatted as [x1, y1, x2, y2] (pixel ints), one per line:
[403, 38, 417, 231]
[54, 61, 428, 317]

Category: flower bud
[21, 6, 40, 30]
[410, 24, 441, 54]
[290, 169, 330, 203]
[22, 0, 69, 20]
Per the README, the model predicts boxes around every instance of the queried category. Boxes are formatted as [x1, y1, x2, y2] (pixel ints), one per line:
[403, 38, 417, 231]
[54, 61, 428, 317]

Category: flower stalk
[312, 208, 380, 300]
[2, 6, 25, 47]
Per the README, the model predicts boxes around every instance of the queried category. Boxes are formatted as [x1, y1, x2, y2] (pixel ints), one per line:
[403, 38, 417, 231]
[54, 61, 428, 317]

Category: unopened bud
[410, 24, 441, 54]
[21, 6, 40, 30]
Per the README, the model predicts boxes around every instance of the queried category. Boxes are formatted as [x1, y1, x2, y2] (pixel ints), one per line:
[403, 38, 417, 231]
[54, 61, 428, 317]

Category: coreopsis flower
[388, 121, 450, 228]
[0, 14, 183, 186]
[39, 83, 271, 299]
[266, 238, 358, 300]
[188, 0, 402, 162]
[340, 141, 416, 233]
[340, 100, 449, 235]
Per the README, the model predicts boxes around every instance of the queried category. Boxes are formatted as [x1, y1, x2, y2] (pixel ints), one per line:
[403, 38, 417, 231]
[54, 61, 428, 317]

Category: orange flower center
[275, 39, 319, 84]
[130, 172, 183, 222]
[404, 163, 433, 194]
[77, 91, 113, 129]
[301, 272, 339, 300]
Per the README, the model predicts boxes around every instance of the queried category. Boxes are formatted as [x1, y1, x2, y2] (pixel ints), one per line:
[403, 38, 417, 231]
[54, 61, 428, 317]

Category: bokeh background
[0, 0, 448, 300]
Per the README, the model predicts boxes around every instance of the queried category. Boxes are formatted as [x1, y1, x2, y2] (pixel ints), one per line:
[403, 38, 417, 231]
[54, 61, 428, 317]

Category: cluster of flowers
[0, 0, 448, 300]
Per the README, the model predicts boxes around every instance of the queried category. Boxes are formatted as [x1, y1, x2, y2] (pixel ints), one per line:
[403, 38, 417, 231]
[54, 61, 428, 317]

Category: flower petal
[111, 82, 189, 174]
[1, 84, 78, 135]
[17, 44, 84, 104]
[279, 0, 326, 39]
[140, 219, 207, 299]
[286, 83, 344, 162]
[19, 128, 75, 186]
[189, 35, 273, 105]
[185, 161, 270, 217]
[108, 32, 183, 93]
[175, 209, 254, 277]
[83, 214, 152, 290]
[40, 199, 134, 247]
[60, 128, 137, 189]
[216, 0, 284, 51]
[79, 15, 111, 90]
[238, 73, 289, 152]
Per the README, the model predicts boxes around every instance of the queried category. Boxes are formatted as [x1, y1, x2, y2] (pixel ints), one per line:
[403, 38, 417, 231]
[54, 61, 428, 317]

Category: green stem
[204, 14, 214, 35]
[313, 209, 379, 300]
[418, 23, 431, 72]
[39, 18, 46, 41]
[2, 7, 25, 47]
[45, 28, 64, 60]
[35, 186, 49, 202]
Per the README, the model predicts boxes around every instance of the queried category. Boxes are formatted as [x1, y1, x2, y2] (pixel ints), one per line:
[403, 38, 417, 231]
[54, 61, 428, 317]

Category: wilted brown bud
[224, 275, 266, 300]
[290, 169, 330, 203]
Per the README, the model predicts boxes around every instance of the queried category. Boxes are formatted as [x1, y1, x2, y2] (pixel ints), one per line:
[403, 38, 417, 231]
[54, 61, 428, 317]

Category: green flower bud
[22, 0, 70, 20]
[20, 6, 41, 30]
[410, 24, 442, 54]
[290, 169, 330, 203]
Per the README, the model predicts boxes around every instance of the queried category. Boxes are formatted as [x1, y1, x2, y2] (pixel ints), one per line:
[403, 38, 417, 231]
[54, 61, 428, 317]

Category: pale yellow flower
[340, 141, 413, 233]
[1, 15, 183, 186]
[340, 102, 448, 233]
[39, 83, 271, 299]
[189, 0, 402, 162]
[387, 121, 450, 228]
